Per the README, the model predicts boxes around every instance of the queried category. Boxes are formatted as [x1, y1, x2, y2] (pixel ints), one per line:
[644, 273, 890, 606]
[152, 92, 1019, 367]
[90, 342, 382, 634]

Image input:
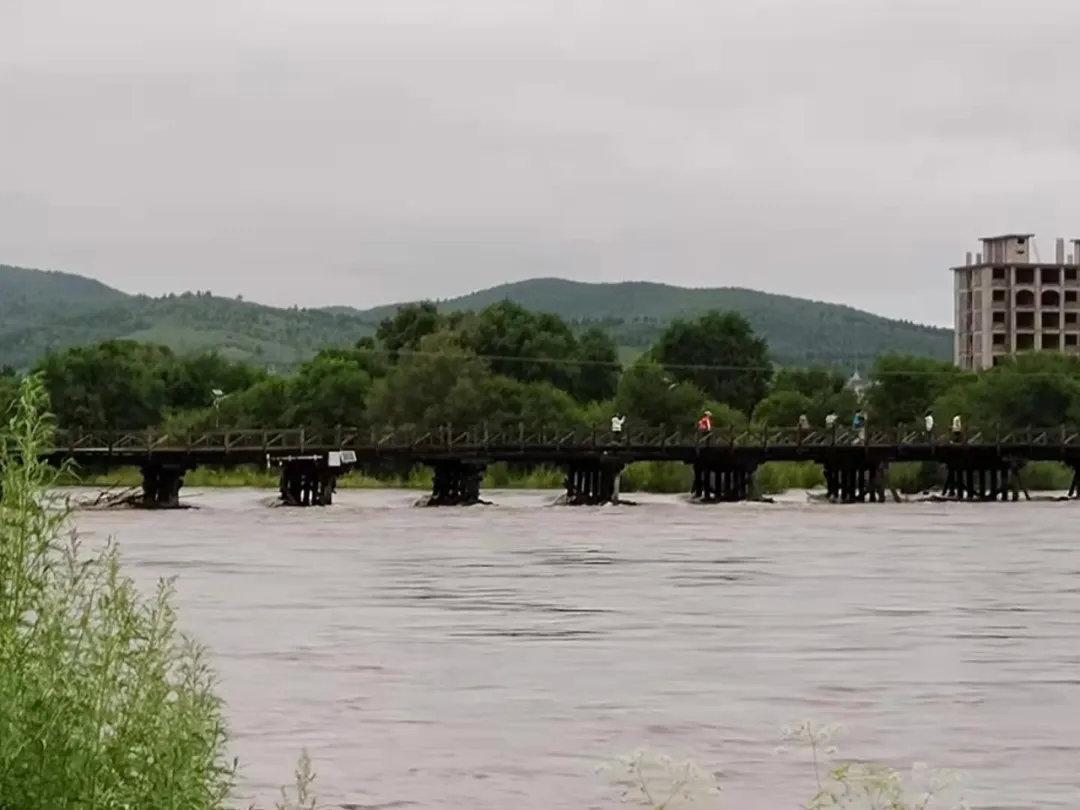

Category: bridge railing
[47, 423, 1080, 454]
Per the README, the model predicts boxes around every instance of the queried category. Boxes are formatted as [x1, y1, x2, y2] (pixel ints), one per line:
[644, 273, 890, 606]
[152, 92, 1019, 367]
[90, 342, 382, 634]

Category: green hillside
[0, 265, 378, 369]
[0, 264, 128, 332]
[0, 265, 951, 370]
[356, 278, 953, 367]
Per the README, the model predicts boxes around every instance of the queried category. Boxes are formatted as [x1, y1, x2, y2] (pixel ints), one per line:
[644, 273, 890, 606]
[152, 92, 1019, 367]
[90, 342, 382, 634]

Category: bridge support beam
[278, 459, 336, 507]
[140, 463, 188, 508]
[943, 461, 1019, 501]
[427, 460, 487, 506]
[1068, 465, 1080, 499]
[690, 462, 756, 502]
[823, 461, 887, 503]
[564, 460, 623, 505]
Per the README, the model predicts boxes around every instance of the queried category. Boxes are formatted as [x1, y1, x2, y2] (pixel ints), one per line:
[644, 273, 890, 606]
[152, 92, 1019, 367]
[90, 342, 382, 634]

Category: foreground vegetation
[0, 379, 234, 808]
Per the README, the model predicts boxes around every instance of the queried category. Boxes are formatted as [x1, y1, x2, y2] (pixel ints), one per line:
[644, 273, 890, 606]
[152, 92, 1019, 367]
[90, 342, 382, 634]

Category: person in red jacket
[697, 410, 713, 435]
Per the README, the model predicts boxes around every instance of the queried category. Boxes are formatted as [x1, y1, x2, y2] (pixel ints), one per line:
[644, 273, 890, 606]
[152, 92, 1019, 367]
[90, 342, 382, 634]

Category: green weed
[0, 377, 235, 808]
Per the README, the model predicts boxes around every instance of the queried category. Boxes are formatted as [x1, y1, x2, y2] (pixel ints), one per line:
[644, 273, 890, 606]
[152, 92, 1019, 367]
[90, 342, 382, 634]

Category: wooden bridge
[46, 425, 1080, 507]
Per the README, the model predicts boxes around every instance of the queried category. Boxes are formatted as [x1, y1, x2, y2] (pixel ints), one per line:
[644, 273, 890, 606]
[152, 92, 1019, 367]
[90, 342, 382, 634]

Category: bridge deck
[45, 426, 1080, 467]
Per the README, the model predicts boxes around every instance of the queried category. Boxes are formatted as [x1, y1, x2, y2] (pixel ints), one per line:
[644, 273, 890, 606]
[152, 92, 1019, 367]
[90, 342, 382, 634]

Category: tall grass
[621, 462, 694, 494]
[753, 462, 825, 495]
[1018, 461, 1072, 491]
[0, 378, 235, 808]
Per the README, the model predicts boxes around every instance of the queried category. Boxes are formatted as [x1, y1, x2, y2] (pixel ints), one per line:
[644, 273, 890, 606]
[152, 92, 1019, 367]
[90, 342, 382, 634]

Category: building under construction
[953, 234, 1080, 370]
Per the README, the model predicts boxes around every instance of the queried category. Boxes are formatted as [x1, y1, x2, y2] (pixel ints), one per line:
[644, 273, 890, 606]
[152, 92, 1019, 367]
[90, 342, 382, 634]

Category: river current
[72, 489, 1080, 809]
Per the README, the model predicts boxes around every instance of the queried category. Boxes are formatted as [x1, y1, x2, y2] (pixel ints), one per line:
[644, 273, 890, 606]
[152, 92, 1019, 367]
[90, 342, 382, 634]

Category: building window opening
[1067, 268, 1078, 282]
[993, 311, 1006, 324]
[1042, 333, 1060, 350]
[1017, 333, 1035, 350]
[1043, 311, 1060, 329]
[1068, 291, 1078, 304]
[1042, 268, 1061, 285]
[1016, 290, 1035, 307]
[1068, 334, 1079, 347]
[1016, 311, 1035, 329]
[1067, 312, 1078, 325]
[1016, 267, 1035, 284]
[992, 332, 1007, 346]
[1042, 290, 1061, 307]
[993, 267, 1007, 282]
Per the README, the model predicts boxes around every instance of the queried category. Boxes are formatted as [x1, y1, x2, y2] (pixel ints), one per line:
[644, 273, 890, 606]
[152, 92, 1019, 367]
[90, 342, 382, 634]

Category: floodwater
[71, 489, 1080, 809]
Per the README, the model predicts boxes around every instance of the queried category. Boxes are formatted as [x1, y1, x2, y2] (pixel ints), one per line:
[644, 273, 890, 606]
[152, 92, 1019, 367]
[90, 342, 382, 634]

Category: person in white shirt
[951, 414, 963, 443]
[610, 414, 626, 440]
[825, 412, 837, 429]
[924, 411, 935, 435]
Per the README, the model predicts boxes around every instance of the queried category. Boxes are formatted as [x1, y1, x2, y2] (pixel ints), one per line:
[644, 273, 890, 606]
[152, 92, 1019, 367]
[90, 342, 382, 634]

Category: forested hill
[0, 264, 378, 369]
[0, 265, 951, 369]
[352, 278, 953, 367]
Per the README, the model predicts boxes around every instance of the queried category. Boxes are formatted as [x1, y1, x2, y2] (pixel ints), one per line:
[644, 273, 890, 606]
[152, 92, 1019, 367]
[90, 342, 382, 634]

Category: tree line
[5, 299, 1080, 436]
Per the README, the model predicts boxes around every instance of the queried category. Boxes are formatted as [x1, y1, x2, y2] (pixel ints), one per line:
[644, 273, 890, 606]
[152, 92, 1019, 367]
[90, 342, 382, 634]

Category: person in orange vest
[697, 410, 713, 435]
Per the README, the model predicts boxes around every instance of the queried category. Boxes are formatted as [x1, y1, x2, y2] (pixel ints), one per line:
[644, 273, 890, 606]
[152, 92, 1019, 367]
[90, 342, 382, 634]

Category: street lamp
[211, 389, 229, 428]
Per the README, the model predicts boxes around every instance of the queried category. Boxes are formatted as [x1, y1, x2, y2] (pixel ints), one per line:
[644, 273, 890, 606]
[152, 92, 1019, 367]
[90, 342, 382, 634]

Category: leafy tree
[932, 353, 1080, 431]
[866, 354, 966, 426]
[367, 331, 491, 429]
[204, 377, 295, 429]
[288, 352, 374, 428]
[753, 390, 812, 427]
[652, 312, 772, 414]
[459, 301, 582, 394]
[772, 367, 846, 398]
[574, 327, 620, 402]
[36, 341, 174, 430]
[163, 352, 265, 411]
[376, 302, 447, 359]
[614, 360, 710, 430]
[770, 366, 858, 426]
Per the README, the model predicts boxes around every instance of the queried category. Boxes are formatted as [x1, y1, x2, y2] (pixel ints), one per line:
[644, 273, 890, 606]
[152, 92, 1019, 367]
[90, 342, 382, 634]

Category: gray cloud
[3, 0, 1080, 324]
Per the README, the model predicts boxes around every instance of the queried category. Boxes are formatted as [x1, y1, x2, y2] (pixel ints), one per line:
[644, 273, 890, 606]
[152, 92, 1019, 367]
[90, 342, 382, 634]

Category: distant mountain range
[0, 264, 952, 370]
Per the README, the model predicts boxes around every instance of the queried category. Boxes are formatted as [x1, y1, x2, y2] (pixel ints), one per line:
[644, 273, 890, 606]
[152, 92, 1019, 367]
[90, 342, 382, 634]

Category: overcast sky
[3, 0, 1079, 325]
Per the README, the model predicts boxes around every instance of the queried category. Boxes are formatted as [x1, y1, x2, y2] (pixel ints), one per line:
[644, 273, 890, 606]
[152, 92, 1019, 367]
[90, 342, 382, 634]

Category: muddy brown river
[72, 489, 1080, 809]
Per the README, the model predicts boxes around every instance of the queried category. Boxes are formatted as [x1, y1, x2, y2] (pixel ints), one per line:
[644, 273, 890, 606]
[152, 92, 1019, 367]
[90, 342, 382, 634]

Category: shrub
[754, 462, 825, 495]
[0, 378, 235, 809]
[621, 462, 694, 494]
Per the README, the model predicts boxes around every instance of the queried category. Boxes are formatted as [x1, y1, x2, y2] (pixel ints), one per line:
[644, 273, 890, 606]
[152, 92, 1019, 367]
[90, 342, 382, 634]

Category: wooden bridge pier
[278, 457, 336, 507]
[564, 459, 623, 505]
[691, 462, 755, 502]
[943, 461, 1020, 501]
[824, 461, 886, 503]
[1067, 464, 1080, 499]
[140, 463, 189, 508]
[426, 460, 487, 506]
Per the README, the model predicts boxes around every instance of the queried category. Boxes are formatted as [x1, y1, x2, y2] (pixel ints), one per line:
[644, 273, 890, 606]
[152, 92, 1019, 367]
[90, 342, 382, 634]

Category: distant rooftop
[979, 233, 1035, 241]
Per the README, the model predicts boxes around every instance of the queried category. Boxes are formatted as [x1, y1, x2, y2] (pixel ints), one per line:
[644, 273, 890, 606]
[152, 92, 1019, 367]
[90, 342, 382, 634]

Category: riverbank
[59, 459, 1077, 494]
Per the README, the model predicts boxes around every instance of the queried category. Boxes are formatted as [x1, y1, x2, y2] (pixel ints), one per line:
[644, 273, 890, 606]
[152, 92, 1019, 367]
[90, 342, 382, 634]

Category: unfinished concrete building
[952, 234, 1080, 370]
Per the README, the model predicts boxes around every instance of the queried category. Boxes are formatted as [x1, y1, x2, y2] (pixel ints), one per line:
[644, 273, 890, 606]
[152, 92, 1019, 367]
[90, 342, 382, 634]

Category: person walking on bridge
[797, 413, 811, 443]
[610, 414, 626, 443]
[852, 410, 867, 445]
[951, 414, 963, 443]
[697, 410, 713, 437]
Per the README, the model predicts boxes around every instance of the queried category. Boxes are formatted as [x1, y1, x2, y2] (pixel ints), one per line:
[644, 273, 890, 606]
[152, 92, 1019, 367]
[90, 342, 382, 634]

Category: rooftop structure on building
[952, 234, 1080, 370]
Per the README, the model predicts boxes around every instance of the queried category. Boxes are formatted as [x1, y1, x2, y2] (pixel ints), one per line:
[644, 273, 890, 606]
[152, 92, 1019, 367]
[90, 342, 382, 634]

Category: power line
[345, 346, 1079, 378]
